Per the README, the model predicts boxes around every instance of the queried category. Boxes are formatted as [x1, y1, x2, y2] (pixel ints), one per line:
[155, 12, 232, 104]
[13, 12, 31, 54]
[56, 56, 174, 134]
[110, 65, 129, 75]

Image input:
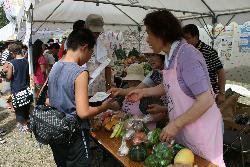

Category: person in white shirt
[85, 14, 113, 96]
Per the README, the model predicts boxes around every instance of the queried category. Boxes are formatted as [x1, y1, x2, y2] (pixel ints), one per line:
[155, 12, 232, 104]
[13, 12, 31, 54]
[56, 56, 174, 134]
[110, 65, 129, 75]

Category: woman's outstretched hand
[126, 89, 144, 102]
[160, 121, 180, 142]
[107, 88, 122, 98]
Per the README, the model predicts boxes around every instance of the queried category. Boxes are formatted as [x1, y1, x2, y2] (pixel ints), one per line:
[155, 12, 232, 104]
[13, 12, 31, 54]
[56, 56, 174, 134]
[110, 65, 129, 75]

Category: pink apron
[163, 43, 225, 167]
[122, 99, 156, 130]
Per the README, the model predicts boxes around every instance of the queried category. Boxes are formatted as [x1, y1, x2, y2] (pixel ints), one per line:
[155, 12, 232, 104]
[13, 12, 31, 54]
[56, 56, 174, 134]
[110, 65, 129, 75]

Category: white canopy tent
[32, 0, 250, 30]
[27, 0, 250, 86]
[1, 0, 250, 41]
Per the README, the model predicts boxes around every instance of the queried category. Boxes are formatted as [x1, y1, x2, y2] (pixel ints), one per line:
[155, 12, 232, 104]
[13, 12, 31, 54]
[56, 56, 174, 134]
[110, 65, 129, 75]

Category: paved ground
[0, 108, 123, 167]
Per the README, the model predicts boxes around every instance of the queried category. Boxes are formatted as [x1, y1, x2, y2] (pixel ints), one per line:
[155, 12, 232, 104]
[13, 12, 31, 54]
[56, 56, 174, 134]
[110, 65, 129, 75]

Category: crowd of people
[0, 10, 227, 167]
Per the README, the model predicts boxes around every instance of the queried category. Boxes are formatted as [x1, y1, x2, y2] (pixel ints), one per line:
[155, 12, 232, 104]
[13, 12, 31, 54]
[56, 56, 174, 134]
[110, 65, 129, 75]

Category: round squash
[174, 148, 194, 165]
[129, 145, 147, 162]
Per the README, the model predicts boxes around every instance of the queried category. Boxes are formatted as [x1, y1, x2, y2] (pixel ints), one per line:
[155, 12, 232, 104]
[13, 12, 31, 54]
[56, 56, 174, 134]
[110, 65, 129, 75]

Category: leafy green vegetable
[147, 128, 161, 146]
[144, 154, 160, 167]
[128, 47, 140, 57]
[153, 142, 173, 165]
[115, 48, 126, 60]
[142, 123, 150, 134]
[144, 142, 174, 167]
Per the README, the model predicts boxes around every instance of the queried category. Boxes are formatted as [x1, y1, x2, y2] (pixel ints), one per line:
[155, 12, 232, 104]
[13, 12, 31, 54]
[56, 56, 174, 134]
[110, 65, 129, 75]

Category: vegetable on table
[109, 120, 125, 138]
[147, 128, 161, 147]
[129, 144, 147, 162]
[132, 132, 147, 145]
[144, 142, 174, 167]
[144, 154, 160, 167]
[174, 148, 194, 165]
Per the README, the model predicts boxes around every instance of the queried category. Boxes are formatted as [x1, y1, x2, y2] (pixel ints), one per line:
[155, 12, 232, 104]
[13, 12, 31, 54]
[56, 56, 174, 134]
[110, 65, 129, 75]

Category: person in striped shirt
[1, 42, 13, 65]
[183, 24, 226, 105]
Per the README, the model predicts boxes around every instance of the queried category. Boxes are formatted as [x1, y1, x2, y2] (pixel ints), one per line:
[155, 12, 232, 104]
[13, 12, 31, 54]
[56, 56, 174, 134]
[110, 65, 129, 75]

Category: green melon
[129, 145, 147, 162]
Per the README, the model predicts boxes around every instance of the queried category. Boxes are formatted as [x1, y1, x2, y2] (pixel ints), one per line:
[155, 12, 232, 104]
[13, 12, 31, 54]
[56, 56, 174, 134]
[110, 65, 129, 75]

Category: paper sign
[89, 58, 111, 85]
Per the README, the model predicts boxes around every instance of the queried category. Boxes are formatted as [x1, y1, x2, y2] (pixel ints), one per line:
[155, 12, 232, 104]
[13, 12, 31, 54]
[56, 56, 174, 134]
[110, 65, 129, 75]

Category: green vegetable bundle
[144, 142, 174, 167]
[147, 128, 161, 147]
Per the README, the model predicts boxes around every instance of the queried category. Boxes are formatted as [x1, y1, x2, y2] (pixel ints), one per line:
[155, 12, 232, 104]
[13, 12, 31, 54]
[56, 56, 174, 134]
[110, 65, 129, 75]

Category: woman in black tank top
[4, 43, 30, 132]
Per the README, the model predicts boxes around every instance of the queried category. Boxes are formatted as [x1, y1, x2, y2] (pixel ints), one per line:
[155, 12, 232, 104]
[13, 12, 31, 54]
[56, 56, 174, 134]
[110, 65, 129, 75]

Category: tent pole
[177, 15, 212, 21]
[32, 20, 139, 27]
[196, 17, 213, 40]
[200, 0, 215, 16]
[211, 20, 216, 48]
[211, 15, 218, 48]
[201, 15, 213, 39]
[216, 8, 250, 16]
[180, 9, 250, 22]
[215, 14, 236, 39]
[28, 3, 36, 104]
[106, 0, 139, 26]
[76, 0, 209, 15]
[34, 0, 64, 33]
[138, 26, 141, 52]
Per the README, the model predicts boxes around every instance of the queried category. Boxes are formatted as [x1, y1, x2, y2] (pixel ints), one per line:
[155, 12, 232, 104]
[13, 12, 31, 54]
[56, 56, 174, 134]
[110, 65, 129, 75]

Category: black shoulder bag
[30, 79, 79, 145]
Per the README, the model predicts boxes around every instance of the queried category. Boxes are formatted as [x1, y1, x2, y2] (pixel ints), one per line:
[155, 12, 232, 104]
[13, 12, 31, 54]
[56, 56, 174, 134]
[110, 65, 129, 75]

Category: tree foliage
[0, 6, 9, 29]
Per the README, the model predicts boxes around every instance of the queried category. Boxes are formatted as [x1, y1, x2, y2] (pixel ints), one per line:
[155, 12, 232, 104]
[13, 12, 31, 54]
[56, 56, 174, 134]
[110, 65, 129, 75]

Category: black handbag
[30, 79, 79, 145]
[11, 87, 33, 108]
[0, 70, 6, 78]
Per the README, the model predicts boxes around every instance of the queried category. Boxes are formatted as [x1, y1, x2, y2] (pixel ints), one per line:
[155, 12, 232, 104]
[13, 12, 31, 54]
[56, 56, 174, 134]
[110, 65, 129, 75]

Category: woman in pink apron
[127, 10, 225, 166]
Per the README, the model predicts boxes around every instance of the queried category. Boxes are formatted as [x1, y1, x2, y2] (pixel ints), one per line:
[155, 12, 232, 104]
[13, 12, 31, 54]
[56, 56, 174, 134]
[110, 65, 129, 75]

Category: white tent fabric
[0, 22, 16, 41]
[182, 13, 250, 27]
[32, 0, 250, 28]
[1, 0, 250, 40]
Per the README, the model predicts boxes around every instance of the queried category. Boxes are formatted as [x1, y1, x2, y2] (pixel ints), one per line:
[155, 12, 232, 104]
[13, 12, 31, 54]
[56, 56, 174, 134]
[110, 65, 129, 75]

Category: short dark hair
[33, 39, 44, 71]
[73, 20, 85, 31]
[67, 28, 96, 51]
[49, 43, 60, 50]
[9, 42, 23, 55]
[183, 24, 199, 38]
[22, 44, 28, 50]
[47, 39, 54, 44]
[4, 42, 12, 49]
[144, 10, 183, 44]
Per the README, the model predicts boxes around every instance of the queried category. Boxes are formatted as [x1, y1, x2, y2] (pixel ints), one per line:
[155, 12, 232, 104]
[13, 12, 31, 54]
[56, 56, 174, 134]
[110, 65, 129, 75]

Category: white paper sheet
[89, 92, 111, 103]
[88, 58, 111, 85]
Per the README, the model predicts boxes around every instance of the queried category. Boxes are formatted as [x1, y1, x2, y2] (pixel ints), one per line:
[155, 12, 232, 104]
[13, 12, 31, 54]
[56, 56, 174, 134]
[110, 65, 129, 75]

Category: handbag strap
[36, 78, 49, 105]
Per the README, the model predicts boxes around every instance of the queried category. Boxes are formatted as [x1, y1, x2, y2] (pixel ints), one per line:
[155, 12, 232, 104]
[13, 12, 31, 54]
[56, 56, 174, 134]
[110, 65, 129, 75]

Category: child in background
[109, 63, 165, 130]
[109, 53, 168, 115]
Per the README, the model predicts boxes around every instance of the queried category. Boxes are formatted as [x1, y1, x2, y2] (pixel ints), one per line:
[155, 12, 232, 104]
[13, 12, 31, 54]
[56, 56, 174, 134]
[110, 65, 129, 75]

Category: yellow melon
[174, 148, 194, 165]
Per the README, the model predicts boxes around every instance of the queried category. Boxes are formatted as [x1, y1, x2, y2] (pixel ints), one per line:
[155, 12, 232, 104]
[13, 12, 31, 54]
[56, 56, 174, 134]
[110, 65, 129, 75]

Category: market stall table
[90, 128, 218, 167]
